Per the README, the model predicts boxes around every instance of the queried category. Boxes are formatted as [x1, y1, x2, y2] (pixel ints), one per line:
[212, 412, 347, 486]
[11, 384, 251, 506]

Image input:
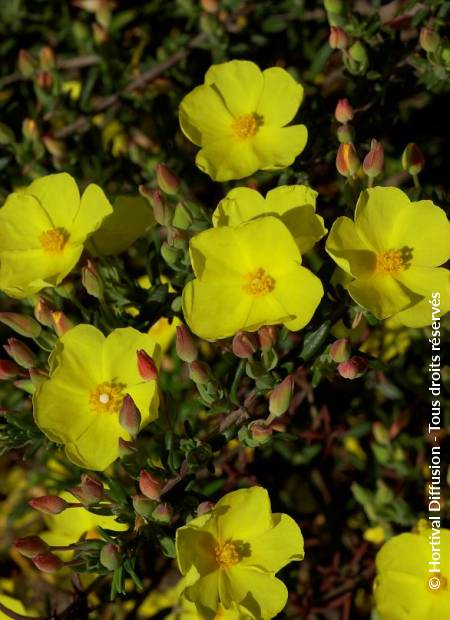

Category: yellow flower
[34, 325, 160, 471]
[212, 185, 327, 254]
[0, 593, 27, 619]
[374, 529, 450, 620]
[0, 173, 112, 299]
[88, 195, 155, 256]
[326, 187, 450, 327]
[179, 60, 307, 181]
[175, 486, 304, 620]
[148, 317, 181, 353]
[182, 216, 323, 339]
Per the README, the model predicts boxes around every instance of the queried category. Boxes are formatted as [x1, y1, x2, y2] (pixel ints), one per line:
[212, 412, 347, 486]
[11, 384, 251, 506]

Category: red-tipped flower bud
[137, 350, 158, 381]
[401, 143, 425, 175]
[139, 186, 172, 226]
[258, 326, 277, 351]
[51, 311, 74, 336]
[34, 297, 55, 327]
[14, 536, 49, 559]
[329, 26, 349, 50]
[232, 332, 258, 359]
[363, 139, 384, 178]
[419, 26, 440, 53]
[330, 338, 351, 363]
[132, 494, 157, 518]
[3, 338, 36, 369]
[335, 99, 354, 124]
[0, 313, 41, 338]
[175, 325, 197, 363]
[29, 495, 68, 515]
[81, 260, 103, 299]
[0, 359, 21, 379]
[336, 143, 360, 177]
[248, 420, 273, 444]
[100, 543, 122, 570]
[39, 46, 55, 70]
[155, 163, 180, 195]
[29, 368, 48, 389]
[152, 502, 173, 524]
[80, 473, 104, 503]
[188, 361, 210, 385]
[337, 356, 368, 379]
[336, 123, 355, 144]
[33, 552, 63, 573]
[139, 470, 162, 501]
[18, 49, 37, 77]
[119, 394, 141, 436]
[197, 500, 215, 516]
[269, 375, 294, 418]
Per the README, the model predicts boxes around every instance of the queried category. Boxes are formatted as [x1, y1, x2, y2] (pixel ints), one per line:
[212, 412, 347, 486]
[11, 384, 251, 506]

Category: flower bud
[51, 311, 74, 336]
[118, 437, 137, 457]
[0, 313, 41, 338]
[132, 494, 157, 518]
[330, 338, 351, 363]
[324, 0, 343, 12]
[337, 123, 355, 144]
[172, 202, 193, 230]
[22, 118, 39, 141]
[80, 473, 104, 503]
[420, 27, 440, 53]
[100, 543, 121, 571]
[337, 356, 368, 379]
[335, 99, 354, 124]
[197, 500, 215, 516]
[18, 49, 37, 77]
[232, 332, 258, 359]
[336, 143, 360, 177]
[139, 470, 162, 501]
[248, 420, 273, 444]
[3, 338, 36, 369]
[201, 0, 219, 12]
[347, 41, 368, 74]
[42, 135, 67, 158]
[39, 46, 55, 70]
[34, 297, 55, 327]
[363, 139, 384, 178]
[155, 163, 180, 195]
[119, 394, 141, 436]
[36, 71, 53, 90]
[175, 325, 197, 363]
[0, 359, 21, 379]
[137, 350, 158, 381]
[188, 361, 210, 385]
[161, 241, 182, 266]
[152, 502, 173, 524]
[269, 375, 294, 418]
[139, 186, 171, 226]
[29, 368, 48, 389]
[329, 26, 349, 50]
[401, 143, 425, 175]
[29, 495, 68, 515]
[33, 552, 63, 573]
[81, 260, 103, 299]
[258, 326, 277, 351]
[14, 536, 49, 559]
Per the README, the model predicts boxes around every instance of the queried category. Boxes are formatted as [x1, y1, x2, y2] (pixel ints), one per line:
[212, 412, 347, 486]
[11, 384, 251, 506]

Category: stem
[367, 176, 374, 188]
[412, 173, 421, 189]
[0, 602, 47, 620]
[229, 359, 246, 406]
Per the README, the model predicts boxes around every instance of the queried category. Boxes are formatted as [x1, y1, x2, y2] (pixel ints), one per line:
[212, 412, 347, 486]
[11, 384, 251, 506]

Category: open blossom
[182, 216, 323, 340]
[326, 187, 450, 327]
[179, 60, 307, 181]
[212, 185, 327, 254]
[34, 325, 160, 470]
[374, 528, 450, 620]
[176, 486, 304, 619]
[0, 173, 112, 299]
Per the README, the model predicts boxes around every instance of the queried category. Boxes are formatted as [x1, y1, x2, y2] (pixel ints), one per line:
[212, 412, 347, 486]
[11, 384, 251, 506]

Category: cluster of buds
[132, 470, 172, 524]
[329, 338, 368, 380]
[14, 536, 64, 574]
[70, 473, 104, 505]
[334, 100, 359, 178]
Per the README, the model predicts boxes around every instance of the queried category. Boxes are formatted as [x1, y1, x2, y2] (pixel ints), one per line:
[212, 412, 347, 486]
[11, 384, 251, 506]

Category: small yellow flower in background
[363, 526, 386, 545]
[374, 528, 450, 620]
[179, 60, 307, 181]
[326, 187, 450, 327]
[182, 216, 323, 340]
[175, 486, 304, 620]
[360, 316, 411, 362]
[212, 185, 327, 255]
[88, 195, 155, 256]
[0, 592, 27, 619]
[0, 173, 112, 299]
[34, 325, 160, 471]
[61, 80, 82, 101]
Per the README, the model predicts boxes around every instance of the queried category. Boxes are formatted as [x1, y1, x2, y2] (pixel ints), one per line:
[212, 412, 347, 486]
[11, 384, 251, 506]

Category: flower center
[215, 541, 240, 569]
[375, 249, 406, 275]
[232, 113, 261, 139]
[39, 227, 69, 254]
[89, 381, 125, 414]
[242, 268, 275, 297]
[428, 573, 448, 593]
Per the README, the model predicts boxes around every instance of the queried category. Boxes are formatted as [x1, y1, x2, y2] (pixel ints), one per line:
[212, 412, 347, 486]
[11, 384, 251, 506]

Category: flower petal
[50, 324, 105, 388]
[212, 187, 266, 227]
[347, 274, 419, 319]
[0, 192, 51, 250]
[257, 67, 303, 126]
[196, 138, 260, 182]
[64, 413, 123, 471]
[244, 513, 304, 572]
[214, 487, 273, 542]
[184, 572, 220, 620]
[205, 60, 263, 116]
[326, 216, 376, 278]
[70, 184, 113, 244]
[127, 381, 159, 426]
[189, 226, 248, 281]
[393, 268, 450, 328]
[253, 124, 308, 170]
[27, 172, 80, 229]
[102, 327, 160, 386]
[176, 524, 218, 577]
[221, 567, 288, 619]
[272, 265, 324, 332]
[179, 84, 233, 147]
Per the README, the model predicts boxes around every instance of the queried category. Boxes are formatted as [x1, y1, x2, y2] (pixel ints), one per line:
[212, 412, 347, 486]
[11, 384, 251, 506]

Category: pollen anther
[242, 268, 275, 297]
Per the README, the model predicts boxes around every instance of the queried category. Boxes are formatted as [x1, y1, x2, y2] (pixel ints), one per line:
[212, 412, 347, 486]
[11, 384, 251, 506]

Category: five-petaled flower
[34, 325, 160, 471]
[179, 60, 307, 181]
[182, 216, 323, 340]
[175, 486, 304, 620]
[0, 173, 113, 299]
[326, 187, 450, 327]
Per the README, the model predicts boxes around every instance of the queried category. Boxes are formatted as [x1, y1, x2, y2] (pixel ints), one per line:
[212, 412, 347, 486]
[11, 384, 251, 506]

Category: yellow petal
[257, 67, 303, 126]
[393, 270, 450, 328]
[221, 567, 288, 619]
[196, 138, 261, 182]
[70, 183, 113, 244]
[326, 216, 376, 278]
[272, 265, 324, 332]
[64, 413, 124, 471]
[176, 524, 218, 576]
[102, 327, 160, 386]
[205, 60, 263, 116]
[0, 192, 51, 250]
[396, 265, 450, 298]
[253, 124, 308, 170]
[189, 226, 247, 282]
[213, 187, 266, 227]
[215, 487, 273, 542]
[347, 274, 419, 319]
[27, 172, 80, 229]
[184, 572, 220, 620]
[50, 324, 105, 388]
[179, 84, 233, 146]
[127, 381, 159, 426]
[265, 184, 317, 213]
